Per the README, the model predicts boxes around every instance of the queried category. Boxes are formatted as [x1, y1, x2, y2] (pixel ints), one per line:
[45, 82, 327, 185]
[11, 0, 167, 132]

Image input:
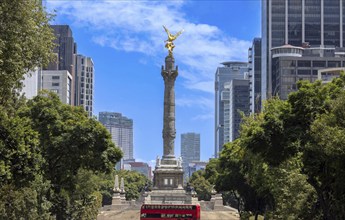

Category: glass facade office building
[99, 112, 134, 160]
[214, 62, 249, 158]
[272, 46, 345, 99]
[262, 0, 345, 100]
[248, 38, 262, 113]
[181, 133, 200, 182]
[222, 80, 250, 143]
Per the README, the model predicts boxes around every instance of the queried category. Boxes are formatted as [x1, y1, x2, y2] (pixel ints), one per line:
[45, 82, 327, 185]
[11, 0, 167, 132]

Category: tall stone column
[161, 55, 178, 159]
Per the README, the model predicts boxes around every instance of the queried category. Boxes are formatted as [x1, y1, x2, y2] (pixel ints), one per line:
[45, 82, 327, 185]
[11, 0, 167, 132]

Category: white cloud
[46, 0, 251, 110]
[176, 96, 213, 110]
[192, 113, 213, 121]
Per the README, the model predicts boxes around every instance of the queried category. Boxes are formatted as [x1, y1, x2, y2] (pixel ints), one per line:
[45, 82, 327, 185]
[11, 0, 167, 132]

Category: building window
[52, 82, 59, 86]
[52, 76, 60, 80]
[328, 61, 341, 68]
[313, 61, 326, 67]
[164, 179, 168, 185]
[298, 60, 311, 67]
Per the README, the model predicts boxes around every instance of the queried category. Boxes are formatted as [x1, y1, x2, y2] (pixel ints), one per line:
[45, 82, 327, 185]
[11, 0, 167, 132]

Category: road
[97, 209, 239, 220]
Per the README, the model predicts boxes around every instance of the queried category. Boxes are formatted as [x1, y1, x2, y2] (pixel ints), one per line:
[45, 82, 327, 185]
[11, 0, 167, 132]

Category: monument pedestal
[153, 157, 183, 190]
[111, 192, 121, 205]
[145, 157, 195, 204]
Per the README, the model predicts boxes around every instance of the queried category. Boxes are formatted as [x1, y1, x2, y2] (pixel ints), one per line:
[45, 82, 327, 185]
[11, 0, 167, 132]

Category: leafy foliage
[189, 170, 212, 201]
[0, 105, 42, 187]
[115, 170, 152, 201]
[0, 1, 123, 219]
[304, 92, 345, 219]
[0, 0, 55, 105]
[21, 91, 122, 219]
[212, 74, 345, 219]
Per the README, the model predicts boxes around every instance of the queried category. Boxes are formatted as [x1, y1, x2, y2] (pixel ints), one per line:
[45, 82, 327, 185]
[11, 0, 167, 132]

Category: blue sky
[45, 0, 261, 166]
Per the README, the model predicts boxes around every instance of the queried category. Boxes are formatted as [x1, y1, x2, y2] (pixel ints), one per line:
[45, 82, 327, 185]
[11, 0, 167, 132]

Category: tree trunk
[255, 212, 259, 220]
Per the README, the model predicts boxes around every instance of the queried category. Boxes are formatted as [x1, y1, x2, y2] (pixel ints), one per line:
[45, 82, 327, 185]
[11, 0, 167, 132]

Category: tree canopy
[114, 170, 152, 201]
[0, 91, 123, 219]
[0, 0, 55, 105]
[211, 75, 345, 219]
[0, 2, 123, 218]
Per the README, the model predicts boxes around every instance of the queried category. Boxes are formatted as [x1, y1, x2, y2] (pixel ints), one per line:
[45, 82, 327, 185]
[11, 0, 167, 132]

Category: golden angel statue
[163, 25, 184, 56]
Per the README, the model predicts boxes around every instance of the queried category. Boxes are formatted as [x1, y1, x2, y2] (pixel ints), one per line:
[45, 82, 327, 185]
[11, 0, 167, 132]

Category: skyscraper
[99, 112, 134, 160]
[46, 25, 95, 115]
[181, 133, 200, 182]
[222, 79, 250, 143]
[262, 0, 345, 101]
[48, 25, 77, 76]
[214, 62, 249, 158]
[248, 38, 262, 113]
[75, 55, 94, 117]
[46, 25, 77, 106]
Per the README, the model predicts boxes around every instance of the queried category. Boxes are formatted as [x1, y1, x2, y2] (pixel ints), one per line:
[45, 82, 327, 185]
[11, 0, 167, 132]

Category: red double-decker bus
[140, 204, 201, 220]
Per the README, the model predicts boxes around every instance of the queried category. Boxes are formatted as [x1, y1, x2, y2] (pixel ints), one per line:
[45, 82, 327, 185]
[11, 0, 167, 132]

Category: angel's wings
[173, 29, 184, 40]
[163, 25, 184, 41]
[163, 25, 171, 37]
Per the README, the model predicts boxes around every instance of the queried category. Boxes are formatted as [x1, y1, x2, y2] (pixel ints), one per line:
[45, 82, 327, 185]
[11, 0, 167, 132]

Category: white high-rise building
[41, 70, 72, 105]
[75, 55, 94, 117]
[214, 62, 249, 158]
[99, 112, 134, 161]
[21, 68, 42, 99]
[222, 80, 250, 143]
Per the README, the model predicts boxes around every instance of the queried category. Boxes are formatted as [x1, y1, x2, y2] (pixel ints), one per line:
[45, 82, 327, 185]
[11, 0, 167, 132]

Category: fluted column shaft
[161, 55, 178, 158]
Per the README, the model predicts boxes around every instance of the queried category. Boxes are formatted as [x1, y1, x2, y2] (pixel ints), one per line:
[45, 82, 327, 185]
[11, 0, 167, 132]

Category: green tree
[285, 76, 345, 218]
[115, 170, 151, 201]
[22, 91, 122, 219]
[218, 75, 345, 219]
[189, 170, 212, 201]
[70, 169, 103, 220]
[0, 1, 121, 218]
[0, 0, 55, 105]
[0, 103, 53, 219]
[0, 105, 42, 187]
[204, 158, 219, 185]
[216, 140, 269, 219]
[304, 91, 345, 219]
[262, 154, 319, 219]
